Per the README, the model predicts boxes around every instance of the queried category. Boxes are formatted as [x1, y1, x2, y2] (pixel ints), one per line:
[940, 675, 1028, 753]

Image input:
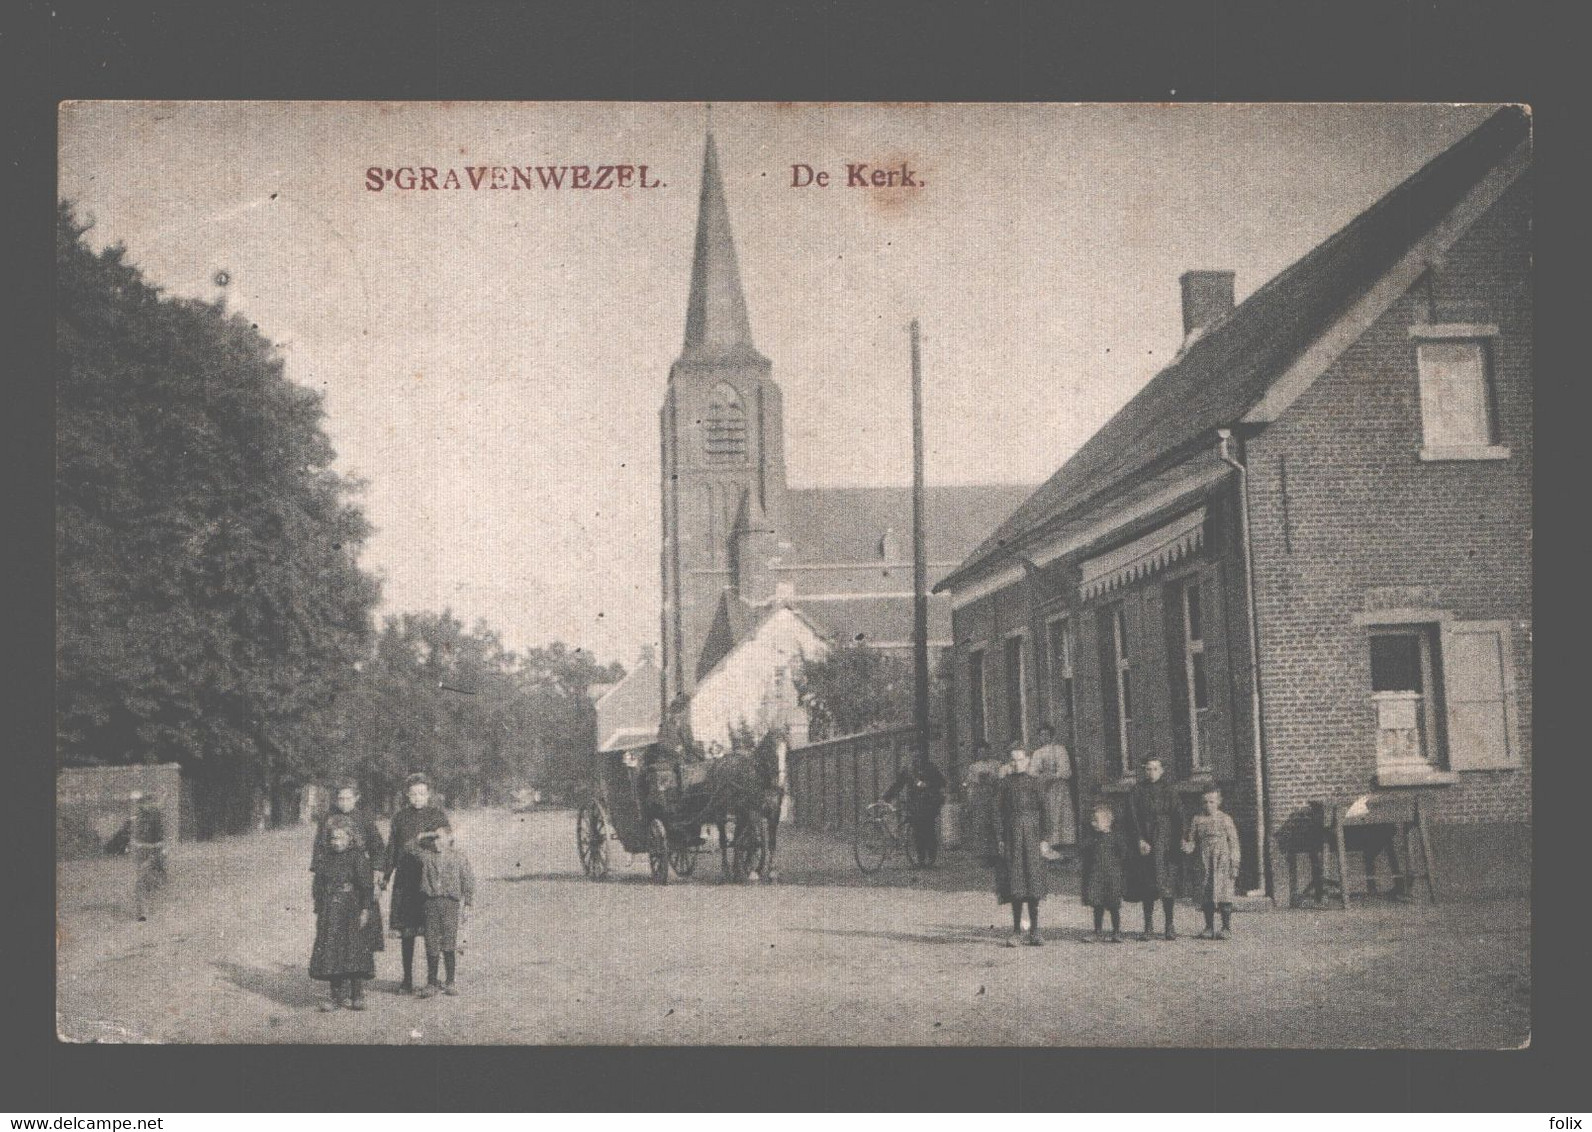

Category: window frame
[1178, 578, 1211, 772]
[1002, 631, 1028, 749]
[967, 647, 988, 748]
[1045, 615, 1075, 741]
[1409, 324, 1509, 462]
[1367, 624, 1445, 775]
[1106, 603, 1132, 776]
[1355, 608, 1522, 783]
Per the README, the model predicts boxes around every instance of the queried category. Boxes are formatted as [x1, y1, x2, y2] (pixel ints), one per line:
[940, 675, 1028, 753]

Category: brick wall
[1247, 176, 1533, 870]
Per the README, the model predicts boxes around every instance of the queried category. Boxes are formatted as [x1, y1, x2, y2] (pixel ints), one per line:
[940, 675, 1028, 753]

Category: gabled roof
[696, 590, 764, 681]
[782, 484, 1034, 565]
[944, 106, 1530, 591]
[695, 598, 831, 685]
[595, 654, 661, 753]
[789, 593, 954, 647]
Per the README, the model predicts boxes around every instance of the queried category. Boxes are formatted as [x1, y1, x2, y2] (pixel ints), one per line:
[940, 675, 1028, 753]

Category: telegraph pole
[910, 319, 931, 771]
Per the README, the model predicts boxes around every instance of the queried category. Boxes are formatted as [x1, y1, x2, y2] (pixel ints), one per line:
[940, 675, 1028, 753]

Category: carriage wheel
[670, 845, 699, 878]
[853, 813, 891, 874]
[730, 816, 769, 883]
[647, 818, 670, 885]
[576, 802, 611, 880]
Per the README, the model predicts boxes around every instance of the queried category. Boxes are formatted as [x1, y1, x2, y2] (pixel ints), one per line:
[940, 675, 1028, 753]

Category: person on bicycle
[882, 759, 947, 867]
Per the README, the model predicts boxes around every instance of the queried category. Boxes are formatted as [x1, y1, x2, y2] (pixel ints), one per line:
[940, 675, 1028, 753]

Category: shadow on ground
[213, 960, 327, 1010]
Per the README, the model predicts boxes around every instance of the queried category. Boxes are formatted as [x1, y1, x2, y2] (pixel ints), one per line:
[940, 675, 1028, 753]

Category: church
[598, 133, 1031, 758]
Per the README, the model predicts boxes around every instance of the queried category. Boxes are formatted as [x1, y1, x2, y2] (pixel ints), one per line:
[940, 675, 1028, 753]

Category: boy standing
[416, 826, 475, 997]
[1183, 787, 1242, 940]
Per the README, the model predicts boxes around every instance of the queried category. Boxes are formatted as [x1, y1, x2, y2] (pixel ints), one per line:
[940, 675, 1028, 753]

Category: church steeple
[661, 129, 785, 707]
[680, 133, 761, 363]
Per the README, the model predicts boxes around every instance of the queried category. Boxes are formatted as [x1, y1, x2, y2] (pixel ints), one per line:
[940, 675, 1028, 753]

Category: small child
[416, 826, 475, 997]
[309, 822, 377, 1011]
[1079, 801, 1127, 943]
[1182, 786, 1242, 940]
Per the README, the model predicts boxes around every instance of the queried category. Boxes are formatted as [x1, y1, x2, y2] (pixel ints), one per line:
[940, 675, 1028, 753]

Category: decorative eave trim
[1079, 507, 1206, 600]
[948, 458, 1232, 610]
[1244, 139, 1530, 425]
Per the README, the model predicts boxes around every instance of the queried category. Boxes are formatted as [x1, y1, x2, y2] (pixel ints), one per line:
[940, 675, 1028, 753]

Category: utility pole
[910, 319, 931, 771]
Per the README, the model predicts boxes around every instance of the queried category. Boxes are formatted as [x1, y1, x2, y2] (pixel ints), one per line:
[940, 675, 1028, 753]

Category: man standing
[1030, 724, 1076, 860]
[128, 790, 168, 922]
[882, 759, 947, 867]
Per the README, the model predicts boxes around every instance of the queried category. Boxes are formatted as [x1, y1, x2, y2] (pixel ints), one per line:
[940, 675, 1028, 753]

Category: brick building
[935, 108, 1531, 896]
[660, 133, 1030, 746]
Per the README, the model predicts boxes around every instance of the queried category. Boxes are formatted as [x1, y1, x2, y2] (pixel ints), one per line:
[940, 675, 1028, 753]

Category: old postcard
[56, 102, 1530, 1046]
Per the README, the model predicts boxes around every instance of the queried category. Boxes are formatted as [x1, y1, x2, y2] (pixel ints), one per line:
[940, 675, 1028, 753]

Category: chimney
[1179, 270, 1236, 339]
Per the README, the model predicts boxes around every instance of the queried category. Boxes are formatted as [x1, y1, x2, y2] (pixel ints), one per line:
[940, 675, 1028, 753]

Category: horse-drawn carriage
[575, 744, 782, 884]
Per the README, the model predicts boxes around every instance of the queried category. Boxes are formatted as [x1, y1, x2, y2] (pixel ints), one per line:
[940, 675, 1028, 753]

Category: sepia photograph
[55, 100, 1531, 1048]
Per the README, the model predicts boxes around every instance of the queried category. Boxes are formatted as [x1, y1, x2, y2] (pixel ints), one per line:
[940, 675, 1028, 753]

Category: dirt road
[56, 806, 1529, 1046]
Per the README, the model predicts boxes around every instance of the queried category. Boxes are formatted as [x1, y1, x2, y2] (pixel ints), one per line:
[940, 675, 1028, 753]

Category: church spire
[681, 132, 759, 362]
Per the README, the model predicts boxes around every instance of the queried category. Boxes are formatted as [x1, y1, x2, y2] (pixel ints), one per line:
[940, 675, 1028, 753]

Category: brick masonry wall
[1247, 176, 1533, 866]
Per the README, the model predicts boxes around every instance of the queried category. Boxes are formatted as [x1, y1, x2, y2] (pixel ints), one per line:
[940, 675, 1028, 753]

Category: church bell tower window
[705, 382, 748, 463]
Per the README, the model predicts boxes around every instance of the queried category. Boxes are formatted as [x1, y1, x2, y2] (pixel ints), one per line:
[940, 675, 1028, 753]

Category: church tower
[660, 132, 788, 707]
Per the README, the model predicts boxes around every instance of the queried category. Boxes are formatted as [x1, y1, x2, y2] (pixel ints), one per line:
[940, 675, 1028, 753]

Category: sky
[58, 101, 1498, 666]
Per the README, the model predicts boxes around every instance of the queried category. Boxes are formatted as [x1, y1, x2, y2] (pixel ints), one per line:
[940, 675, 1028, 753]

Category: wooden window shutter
[1440, 620, 1520, 770]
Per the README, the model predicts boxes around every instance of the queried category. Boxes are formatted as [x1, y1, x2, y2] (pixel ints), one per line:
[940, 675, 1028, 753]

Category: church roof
[944, 106, 1530, 591]
[788, 593, 954, 648]
[781, 484, 1034, 565]
[680, 133, 764, 365]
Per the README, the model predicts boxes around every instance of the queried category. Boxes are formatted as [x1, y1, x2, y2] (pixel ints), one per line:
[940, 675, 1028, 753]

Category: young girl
[1124, 757, 1184, 941]
[309, 822, 377, 1011]
[991, 746, 1050, 947]
[311, 782, 385, 961]
[1079, 801, 1127, 942]
[1183, 786, 1242, 939]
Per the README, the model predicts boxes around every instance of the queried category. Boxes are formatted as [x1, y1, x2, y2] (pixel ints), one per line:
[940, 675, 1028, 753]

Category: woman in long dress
[990, 747, 1051, 947]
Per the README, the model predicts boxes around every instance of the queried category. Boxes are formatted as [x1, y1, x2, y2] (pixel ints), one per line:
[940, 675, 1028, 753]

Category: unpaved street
[57, 807, 1528, 1046]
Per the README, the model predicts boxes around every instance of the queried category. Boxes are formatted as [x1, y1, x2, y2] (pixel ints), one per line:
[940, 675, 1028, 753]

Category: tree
[56, 202, 380, 834]
[518, 642, 625, 798]
[314, 619, 625, 809]
[795, 643, 910, 740]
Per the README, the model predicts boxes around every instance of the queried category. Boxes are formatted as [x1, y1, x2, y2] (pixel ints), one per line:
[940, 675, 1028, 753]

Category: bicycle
[853, 801, 919, 873]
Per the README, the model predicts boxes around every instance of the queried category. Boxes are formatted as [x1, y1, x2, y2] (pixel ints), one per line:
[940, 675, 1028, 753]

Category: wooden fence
[785, 724, 945, 833]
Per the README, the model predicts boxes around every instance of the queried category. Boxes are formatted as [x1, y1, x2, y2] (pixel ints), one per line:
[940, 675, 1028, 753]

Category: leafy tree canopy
[57, 202, 380, 832]
[794, 643, 947, 742]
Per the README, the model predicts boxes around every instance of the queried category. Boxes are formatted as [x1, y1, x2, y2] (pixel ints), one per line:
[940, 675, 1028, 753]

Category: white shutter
[1440, 620, 1520, 770]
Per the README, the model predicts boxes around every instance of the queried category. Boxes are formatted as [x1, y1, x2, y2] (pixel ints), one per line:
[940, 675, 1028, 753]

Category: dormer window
[1410, 324, 1509, 461]
[705, 382, 748, 463]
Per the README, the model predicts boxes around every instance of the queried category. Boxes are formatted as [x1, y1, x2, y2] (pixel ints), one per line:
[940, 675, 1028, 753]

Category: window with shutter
[1440, 620, 1521, 770]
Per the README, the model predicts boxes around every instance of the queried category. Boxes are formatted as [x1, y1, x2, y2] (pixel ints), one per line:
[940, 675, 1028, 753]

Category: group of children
[308, 773, 475, 1013]
[1077, 764, 1243, 944]
[980, 742, 1244, 947]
